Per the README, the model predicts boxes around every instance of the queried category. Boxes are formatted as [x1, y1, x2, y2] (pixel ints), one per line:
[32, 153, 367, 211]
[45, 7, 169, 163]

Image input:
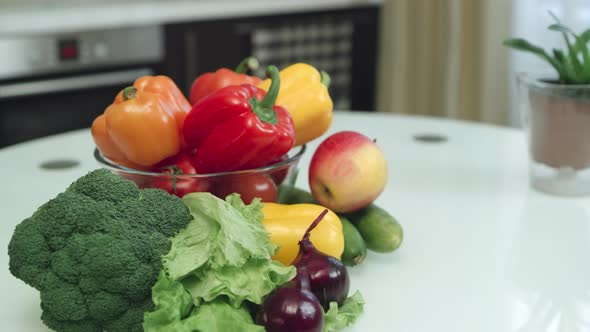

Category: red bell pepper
[189, 57, 262, 105]
[183, 65, 295, 174]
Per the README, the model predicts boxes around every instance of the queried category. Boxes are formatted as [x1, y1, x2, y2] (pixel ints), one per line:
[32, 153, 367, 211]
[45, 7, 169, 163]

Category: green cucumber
[344, 204, 403, 253]
[277, 185, 316, 204]
[339, 216, 367, 266]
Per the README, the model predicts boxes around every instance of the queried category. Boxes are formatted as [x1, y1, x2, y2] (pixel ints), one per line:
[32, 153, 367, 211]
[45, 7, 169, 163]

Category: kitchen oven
[0, 4, 379, 148]
[0, 25, 164, 148]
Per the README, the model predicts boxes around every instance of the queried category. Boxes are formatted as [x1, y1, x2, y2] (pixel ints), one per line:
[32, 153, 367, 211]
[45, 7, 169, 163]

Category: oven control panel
[0, 25, 163, 80]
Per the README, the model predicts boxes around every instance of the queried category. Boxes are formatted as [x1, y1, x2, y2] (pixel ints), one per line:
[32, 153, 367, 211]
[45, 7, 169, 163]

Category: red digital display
[58, 39, 78, 61]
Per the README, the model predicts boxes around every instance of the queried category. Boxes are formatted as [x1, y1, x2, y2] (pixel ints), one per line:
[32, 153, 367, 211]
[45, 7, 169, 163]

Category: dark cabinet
[0, 5, 379, 148]
[163, 5, 380, 111]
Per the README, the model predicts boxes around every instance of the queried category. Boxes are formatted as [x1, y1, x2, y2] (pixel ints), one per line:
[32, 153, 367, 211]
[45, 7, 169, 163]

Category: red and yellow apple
[308, 131, 388, 213]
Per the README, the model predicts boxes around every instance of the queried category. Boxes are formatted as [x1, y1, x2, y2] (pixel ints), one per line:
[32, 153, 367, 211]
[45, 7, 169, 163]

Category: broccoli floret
[8, 169, 192, 332]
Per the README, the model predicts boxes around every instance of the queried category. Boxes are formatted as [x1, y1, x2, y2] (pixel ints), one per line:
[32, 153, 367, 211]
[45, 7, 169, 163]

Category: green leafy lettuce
[323, 291, 365, 332]
[144, 272, 264, 332]
[182, 260, 296, 307]
[144, 193, 295, 331]
[163, 192, 278, 280]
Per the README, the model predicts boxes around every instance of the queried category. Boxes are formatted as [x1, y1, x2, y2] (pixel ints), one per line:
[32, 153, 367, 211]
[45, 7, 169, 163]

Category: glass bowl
[94, 145, 305, 203]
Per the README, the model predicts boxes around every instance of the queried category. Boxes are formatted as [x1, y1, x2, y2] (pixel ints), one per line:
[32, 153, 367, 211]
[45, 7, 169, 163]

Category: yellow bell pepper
[258, 63, 333, 146]
[262, 203, 344, 265]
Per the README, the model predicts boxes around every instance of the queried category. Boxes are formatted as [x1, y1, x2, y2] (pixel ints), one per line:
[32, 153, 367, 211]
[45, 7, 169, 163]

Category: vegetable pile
[91, 60, 331, 174]
[257, 210, 363, 332]
[91, 59, 333, 200]
[8, 169, 365, 332]
[13, 57, 406, 332]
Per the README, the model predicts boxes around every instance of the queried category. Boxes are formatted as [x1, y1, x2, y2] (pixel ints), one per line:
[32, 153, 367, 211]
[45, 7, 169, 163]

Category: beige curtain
[376, 0, 512, 125]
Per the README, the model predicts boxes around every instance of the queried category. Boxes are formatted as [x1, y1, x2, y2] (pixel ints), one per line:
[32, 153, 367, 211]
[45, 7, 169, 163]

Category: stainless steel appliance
[0, 25, 164, 147]
[0, 5, 379, 148]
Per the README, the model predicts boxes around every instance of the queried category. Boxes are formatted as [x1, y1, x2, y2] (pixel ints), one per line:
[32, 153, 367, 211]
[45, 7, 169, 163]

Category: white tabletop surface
[1, 112, 590, 332]
[0, 0, 380, 35]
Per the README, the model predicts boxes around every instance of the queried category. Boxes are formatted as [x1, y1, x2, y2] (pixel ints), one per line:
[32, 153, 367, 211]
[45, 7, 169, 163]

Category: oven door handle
[0, 68, 154, 100]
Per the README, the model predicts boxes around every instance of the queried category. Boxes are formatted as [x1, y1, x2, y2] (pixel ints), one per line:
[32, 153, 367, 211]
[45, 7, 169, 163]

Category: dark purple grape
[256, 286, 324, 332]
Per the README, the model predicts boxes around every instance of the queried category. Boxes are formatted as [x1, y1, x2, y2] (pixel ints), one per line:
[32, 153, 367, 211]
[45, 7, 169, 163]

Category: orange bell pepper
[96, 86, 181, 167]
[93, 75, 189, 167]
[91, 114, 126, 162]
[90, 114, 151, 170]
[114, 75, 191, 132]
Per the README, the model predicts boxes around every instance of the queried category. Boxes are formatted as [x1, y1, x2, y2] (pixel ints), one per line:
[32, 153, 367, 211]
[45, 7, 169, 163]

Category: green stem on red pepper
[250, 65, 280, 125]
[121, 86, 137, 101]
[235, 56, 260, 74]
[182, 63, 295, 173]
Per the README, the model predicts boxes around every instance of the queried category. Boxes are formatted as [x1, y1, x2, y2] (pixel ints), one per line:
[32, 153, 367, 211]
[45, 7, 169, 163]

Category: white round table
[1, 112, 589, 332]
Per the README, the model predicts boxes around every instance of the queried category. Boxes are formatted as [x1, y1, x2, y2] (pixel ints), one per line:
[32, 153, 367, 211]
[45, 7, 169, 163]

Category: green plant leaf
[558, 28, 582, 74]
[574, 29, 590, 53]
[547, 11, 584, 78]
[502, 38, 546, 53]
[520, 10, 590, 84]
[552, 48, 566, 62]
[576, 29, 590, 45]
[548, 23, 573, 34]
[564, 35, 583, 74]
[503, 38, 566, 80]
[573, 29, 590, 82]
[553, 49, 579, 83]
[551, 48, 567, 78]
[552, 49, 577, 83]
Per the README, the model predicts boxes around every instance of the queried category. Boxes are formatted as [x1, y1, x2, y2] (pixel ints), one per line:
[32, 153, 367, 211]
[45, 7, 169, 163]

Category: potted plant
[503, 13, 590, 195]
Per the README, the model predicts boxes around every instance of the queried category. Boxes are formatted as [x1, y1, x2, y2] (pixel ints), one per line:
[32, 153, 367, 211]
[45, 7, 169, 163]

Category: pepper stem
[235, 56, 260, 74]
[320, 71, 331, 88]
[249, 65, 280, 124]
[122, 86, 137, 101]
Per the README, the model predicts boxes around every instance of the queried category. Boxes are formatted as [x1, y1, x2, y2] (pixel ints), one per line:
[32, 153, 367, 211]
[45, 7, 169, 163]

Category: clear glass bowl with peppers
[92, 64, 307, 204]
[94, 144, 305, 204]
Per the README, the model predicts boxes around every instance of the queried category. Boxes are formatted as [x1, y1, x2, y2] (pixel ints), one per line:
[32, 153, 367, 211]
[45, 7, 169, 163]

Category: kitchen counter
[2, 112, 590, 331]
[0, 0, 381, 35]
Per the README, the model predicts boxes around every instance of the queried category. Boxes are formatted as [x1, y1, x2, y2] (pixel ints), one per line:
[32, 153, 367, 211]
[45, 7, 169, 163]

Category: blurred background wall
[0, 1, 380, 147]
[376, 0, 590, 127]
[376, 0, 511, 125]
[1, 0, 589, 147]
